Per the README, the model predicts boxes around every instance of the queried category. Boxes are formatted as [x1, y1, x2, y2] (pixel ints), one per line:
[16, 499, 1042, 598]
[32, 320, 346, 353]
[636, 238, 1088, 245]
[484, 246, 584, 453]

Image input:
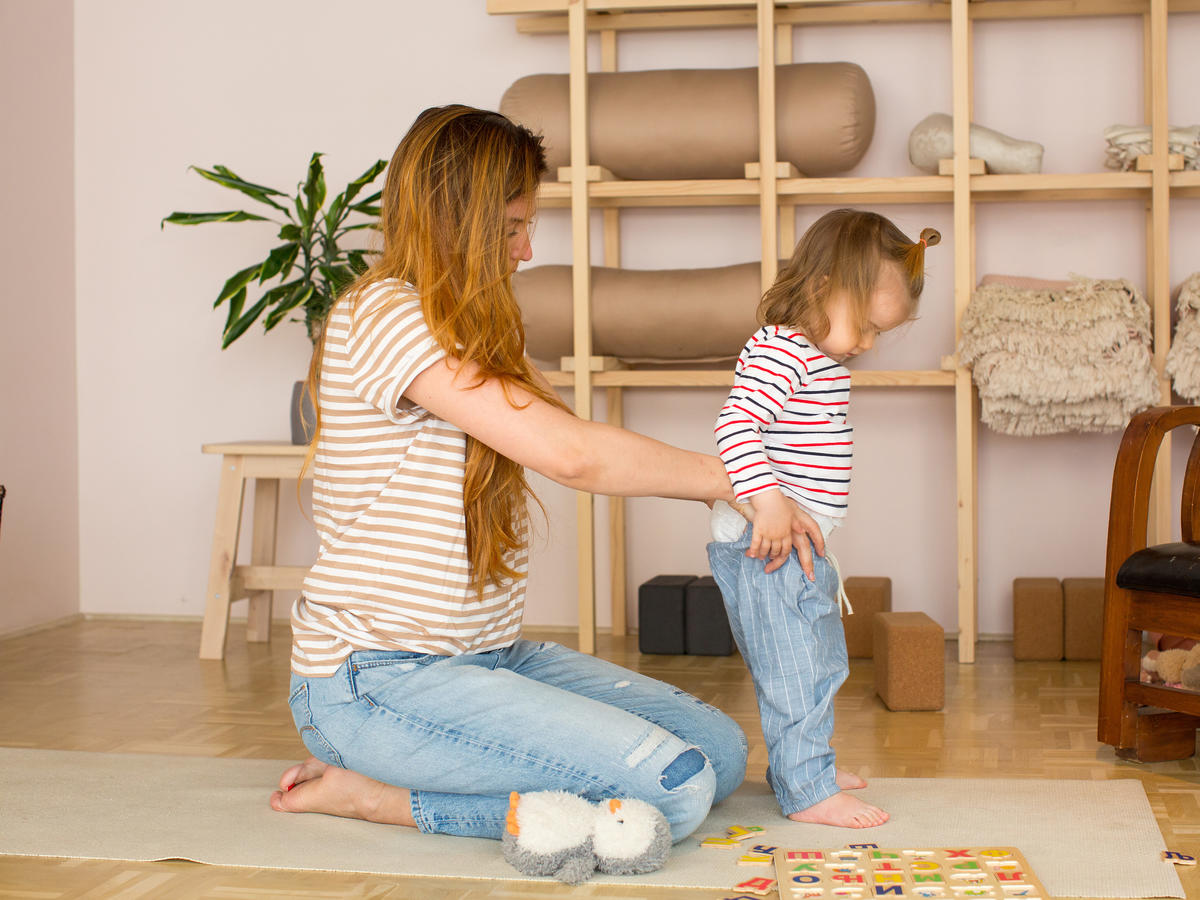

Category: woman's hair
[758, 208, 941, 340]
[305, 104, 567, 600]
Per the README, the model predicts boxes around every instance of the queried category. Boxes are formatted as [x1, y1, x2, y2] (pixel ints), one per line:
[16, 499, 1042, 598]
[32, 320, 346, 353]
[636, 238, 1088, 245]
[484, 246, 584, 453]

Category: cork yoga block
[1063, 577, 1105, 660]
[873, 612, 945, 711]
[500, 62, 875, 180]
[514, 262, 761, 364]
[1012, 577, 1064, 660]
[842, 576, 892, 659]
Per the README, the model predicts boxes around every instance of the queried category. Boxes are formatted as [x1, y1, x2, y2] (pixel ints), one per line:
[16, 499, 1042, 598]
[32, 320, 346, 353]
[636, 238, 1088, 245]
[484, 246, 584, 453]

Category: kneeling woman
[270, 105, 790, 844]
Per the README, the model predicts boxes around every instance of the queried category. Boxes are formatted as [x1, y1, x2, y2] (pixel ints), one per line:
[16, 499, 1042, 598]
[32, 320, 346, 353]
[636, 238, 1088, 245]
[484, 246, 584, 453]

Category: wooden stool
[199, 442, 309, 660]
[874, 611, 945, 711]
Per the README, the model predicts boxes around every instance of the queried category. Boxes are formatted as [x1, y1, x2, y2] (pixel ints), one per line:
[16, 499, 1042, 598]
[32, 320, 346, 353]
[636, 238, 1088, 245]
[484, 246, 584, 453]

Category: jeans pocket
[287, 680, 344, 767]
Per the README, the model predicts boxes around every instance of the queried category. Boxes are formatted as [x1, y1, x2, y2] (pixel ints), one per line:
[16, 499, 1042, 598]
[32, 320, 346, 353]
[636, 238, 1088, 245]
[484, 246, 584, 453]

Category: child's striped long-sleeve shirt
[715, 325, 853, 520]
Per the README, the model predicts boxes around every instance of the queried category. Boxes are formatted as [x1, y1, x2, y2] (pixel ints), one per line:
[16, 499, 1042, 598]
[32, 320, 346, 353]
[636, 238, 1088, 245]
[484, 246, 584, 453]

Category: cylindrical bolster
[500, 62, 875, 180]
[514, 263, 764, 363]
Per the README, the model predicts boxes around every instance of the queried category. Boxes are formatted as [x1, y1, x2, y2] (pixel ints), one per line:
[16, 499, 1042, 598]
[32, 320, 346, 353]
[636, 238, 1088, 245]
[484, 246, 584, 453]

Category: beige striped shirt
[291, 279, 527, 676]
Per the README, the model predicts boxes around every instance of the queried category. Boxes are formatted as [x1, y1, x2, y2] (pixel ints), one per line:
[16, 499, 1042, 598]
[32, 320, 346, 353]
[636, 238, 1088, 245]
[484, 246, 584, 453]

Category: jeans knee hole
[659, 747, 708, 792]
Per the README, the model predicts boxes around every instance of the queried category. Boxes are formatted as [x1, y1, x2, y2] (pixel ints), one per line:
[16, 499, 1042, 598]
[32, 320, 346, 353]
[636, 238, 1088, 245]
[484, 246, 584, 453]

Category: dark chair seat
[1116, 542, 1200, 599]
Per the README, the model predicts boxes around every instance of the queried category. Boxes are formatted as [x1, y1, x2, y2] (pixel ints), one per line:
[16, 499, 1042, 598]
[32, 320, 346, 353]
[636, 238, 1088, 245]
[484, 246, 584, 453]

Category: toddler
[707, 208, 939, 828]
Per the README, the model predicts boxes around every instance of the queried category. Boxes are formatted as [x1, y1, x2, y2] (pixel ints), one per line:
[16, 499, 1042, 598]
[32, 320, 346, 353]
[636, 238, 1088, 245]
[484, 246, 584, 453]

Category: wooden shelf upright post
[757, 0, 779, 293]
[951, 0, 978, 663]
[568, 0, 597, 654]
[1146, 0, 1172, 545]
[600, 25, 628, 638]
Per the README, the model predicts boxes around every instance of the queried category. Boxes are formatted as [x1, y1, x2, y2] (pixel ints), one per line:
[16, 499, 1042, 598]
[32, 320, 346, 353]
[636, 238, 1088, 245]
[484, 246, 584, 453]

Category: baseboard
[0, 612, 84, 643]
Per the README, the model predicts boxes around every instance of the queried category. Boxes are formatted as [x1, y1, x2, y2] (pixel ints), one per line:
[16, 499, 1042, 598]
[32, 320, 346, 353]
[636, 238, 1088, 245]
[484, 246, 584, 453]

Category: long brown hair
[304, 105, 568, 600]
[759, 208, 940, 338]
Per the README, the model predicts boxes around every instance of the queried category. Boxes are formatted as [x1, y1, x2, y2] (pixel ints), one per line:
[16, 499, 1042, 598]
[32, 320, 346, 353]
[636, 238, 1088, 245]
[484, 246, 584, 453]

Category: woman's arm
[405, 356, 733, 503]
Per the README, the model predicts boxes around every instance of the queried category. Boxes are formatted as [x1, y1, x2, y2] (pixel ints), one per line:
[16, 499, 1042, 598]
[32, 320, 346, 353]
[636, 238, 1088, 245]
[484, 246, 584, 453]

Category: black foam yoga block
[685, 576, 734, 656]
[638, 575, 694, 655]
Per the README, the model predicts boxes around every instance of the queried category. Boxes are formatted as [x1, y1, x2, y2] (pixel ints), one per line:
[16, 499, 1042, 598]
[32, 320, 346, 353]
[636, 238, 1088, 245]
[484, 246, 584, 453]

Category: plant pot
[291, 380, 316, 445]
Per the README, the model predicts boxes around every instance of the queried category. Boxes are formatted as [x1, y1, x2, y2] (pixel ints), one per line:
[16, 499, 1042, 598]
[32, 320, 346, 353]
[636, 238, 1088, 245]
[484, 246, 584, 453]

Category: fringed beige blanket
[958, 275, 1159, 436]
[1166, 272, 1200, 404]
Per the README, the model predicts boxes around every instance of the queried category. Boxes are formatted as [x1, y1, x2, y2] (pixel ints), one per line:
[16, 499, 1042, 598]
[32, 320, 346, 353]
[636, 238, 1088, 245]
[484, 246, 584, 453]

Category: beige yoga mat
[0, 749, 1183, 897]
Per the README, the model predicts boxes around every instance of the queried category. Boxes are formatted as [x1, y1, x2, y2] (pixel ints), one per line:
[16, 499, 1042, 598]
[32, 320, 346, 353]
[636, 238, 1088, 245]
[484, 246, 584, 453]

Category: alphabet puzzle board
[773, 846, 1049, 898]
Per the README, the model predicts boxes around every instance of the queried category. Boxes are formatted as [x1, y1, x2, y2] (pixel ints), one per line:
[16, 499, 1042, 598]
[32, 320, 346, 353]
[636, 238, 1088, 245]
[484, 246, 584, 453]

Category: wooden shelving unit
[487, 0, 1193, 662]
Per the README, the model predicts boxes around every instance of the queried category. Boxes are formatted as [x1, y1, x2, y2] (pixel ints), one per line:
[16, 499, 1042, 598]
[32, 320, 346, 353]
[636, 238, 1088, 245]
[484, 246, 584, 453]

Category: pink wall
[0, 0, 79, 635]
[59, 2, 1200, 641]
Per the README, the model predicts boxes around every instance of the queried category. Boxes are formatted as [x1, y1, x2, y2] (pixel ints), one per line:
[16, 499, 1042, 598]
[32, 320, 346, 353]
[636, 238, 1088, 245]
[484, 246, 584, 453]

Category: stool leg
[200, 456, 246, 660]
[246, 477, 279, 643]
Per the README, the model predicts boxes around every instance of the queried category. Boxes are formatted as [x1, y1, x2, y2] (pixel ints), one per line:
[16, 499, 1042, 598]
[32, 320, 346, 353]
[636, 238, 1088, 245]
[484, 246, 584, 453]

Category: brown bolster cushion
[500, 62, 875, 180]
[514, 263, 763, 364]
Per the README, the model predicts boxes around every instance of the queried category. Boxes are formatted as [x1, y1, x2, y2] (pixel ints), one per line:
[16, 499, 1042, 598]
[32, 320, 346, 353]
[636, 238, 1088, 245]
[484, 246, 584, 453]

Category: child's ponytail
[903, 227, 941, 286]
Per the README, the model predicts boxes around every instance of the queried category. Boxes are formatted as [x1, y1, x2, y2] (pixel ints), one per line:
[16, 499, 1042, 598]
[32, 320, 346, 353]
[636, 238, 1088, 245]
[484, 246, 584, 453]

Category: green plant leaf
[214, 262, 263, 308]
[302, 153, 326, 224]
[221, 293, 272, 348]
[192, 165, 290, 213]
[278, 223, 301, 241]
[337, 221, 376, 234]
[161, 210, 269, 226]
[264, 282, 315, 331]
[347, 249, 370, 274]
[342, 160, 387, 206]
[258, 242, 300, 284]
[222, 285, 247, 335]
[318, 263, 358, 296]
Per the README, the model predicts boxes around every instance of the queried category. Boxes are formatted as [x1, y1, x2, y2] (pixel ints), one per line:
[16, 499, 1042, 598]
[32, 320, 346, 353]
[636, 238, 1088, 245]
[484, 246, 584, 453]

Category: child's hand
[735, 494, 826, 578]
[786, 500, 825, 581]
[747, 490, 793, 570]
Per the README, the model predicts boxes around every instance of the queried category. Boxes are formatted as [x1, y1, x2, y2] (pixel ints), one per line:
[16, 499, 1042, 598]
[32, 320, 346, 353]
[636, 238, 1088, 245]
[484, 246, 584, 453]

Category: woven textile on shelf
[958, 275, 1159, 436]
[1166, 272, 1200, 404]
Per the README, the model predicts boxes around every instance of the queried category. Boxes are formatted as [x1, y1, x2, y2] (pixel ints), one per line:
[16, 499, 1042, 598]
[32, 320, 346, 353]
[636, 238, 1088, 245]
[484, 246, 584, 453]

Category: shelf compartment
[542, 368, 956, 387]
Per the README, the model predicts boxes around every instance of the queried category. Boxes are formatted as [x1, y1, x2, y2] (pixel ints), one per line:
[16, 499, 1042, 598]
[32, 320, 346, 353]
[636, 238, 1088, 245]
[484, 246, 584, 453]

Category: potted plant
[164, 153, 385, 442]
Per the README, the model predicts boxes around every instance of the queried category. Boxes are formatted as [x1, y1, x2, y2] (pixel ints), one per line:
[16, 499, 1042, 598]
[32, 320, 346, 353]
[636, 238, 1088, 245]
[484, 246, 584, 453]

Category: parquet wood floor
[0, 617, 1197, 899]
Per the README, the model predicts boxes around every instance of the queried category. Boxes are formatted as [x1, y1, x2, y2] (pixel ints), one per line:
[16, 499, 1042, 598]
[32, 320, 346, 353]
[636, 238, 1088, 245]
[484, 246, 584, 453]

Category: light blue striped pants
[707, 524, 847, 814]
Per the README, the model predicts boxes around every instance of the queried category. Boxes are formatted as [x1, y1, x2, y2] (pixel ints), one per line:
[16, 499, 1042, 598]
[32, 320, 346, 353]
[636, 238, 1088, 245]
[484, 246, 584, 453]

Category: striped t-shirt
[714, 326, 853, 520]
[291, 279, 526, 677]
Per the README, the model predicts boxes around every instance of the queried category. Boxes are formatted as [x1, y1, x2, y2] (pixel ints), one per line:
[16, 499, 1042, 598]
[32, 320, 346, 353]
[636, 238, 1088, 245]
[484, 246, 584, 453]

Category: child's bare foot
[269, 757, 416, 827]
[789, 791, 888, 828]
[835, 769, 867, 790]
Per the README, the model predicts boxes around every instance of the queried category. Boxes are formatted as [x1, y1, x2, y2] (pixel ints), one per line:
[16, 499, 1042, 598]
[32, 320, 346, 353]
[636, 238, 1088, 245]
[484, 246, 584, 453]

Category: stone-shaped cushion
[500, 62, 875, 180]
[513, 263, 762, 363]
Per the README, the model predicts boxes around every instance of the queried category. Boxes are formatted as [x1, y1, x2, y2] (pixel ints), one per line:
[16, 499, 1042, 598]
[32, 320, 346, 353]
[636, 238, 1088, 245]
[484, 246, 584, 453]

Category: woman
[270, 105, 819, 843]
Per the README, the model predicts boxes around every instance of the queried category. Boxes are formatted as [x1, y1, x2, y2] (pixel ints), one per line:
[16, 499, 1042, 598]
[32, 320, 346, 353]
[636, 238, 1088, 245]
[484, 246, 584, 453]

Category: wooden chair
[1098, 405, 1200, 762]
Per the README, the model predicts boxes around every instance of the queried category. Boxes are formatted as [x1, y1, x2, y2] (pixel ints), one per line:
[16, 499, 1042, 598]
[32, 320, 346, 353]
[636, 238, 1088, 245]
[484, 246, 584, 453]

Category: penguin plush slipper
[501, 790, 672, 884]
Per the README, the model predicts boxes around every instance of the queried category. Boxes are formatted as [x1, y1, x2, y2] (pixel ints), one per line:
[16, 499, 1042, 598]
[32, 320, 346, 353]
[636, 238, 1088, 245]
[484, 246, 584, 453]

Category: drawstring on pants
[825, 549, 854, 619]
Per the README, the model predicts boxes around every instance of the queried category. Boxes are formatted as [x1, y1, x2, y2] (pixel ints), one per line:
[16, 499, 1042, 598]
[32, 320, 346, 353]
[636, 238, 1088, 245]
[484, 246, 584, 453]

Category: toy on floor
[773, 845, 1049, 899]
[1142, 642, 1200, 690]
[501, 790, 671, 884]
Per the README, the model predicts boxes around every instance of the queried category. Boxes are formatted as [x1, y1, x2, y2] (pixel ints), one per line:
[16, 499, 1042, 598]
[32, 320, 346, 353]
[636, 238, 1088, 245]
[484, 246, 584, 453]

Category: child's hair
[758, 208, 940, 341]
[305, 104, 569, 600]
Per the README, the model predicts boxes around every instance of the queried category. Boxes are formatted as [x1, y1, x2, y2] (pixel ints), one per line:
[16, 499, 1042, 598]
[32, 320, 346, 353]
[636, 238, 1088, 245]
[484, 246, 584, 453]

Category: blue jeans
[287, 638, 747, 842]
[707, 525, 848, 815]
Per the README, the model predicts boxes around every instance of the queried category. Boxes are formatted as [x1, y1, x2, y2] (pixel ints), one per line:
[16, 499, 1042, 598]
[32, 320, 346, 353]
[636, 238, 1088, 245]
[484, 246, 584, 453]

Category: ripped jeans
[287, 640, 747, 842]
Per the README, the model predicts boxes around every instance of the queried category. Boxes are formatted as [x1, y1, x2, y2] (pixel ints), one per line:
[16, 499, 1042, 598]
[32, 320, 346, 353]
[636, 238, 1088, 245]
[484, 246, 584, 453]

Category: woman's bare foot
[835, 769, 867, 790]
[269, 757, 416, 828]
[788, 791, 888, 828]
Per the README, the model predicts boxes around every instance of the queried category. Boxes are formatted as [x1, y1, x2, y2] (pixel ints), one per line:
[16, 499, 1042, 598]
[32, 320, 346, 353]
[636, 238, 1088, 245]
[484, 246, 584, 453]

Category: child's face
[815, 262, 911, 363]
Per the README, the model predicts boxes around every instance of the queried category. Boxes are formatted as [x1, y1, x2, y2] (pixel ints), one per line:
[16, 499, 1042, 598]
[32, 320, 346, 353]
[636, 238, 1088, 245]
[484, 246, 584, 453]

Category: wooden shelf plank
[1172, 170, 1200, 197]
[494, 0, 1200, 32]
[534, 172, 1159, 207]
[542, 368, 956, 388]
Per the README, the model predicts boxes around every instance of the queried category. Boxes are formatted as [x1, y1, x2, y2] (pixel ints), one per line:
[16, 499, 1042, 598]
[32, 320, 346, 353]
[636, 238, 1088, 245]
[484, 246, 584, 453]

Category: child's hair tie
[919, 238, 927, 248]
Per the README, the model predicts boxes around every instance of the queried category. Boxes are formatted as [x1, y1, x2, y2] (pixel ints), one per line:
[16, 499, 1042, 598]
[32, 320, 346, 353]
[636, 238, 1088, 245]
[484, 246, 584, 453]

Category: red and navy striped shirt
[715, 326, 853, 519]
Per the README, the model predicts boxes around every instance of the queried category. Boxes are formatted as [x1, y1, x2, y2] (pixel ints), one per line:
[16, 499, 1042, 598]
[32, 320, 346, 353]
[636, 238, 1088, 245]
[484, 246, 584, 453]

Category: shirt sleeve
[714, 331, 808, 501]
[345, 289, 446, 425]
